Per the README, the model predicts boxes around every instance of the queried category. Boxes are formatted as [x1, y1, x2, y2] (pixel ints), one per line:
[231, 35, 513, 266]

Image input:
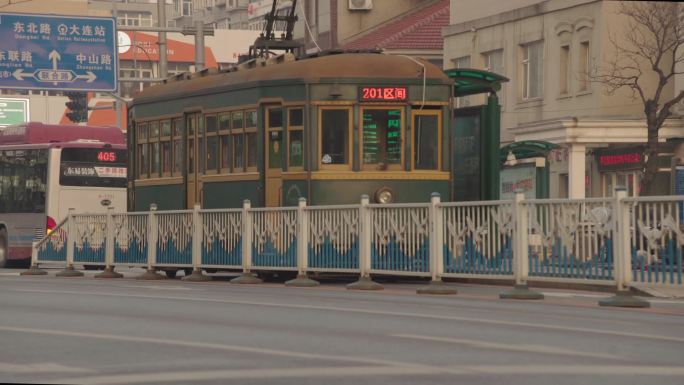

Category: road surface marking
[120, 285, 199, 291]
[53, 364, 684, 385]
[0, 325, 433, 370]
[54, 366, 436, 385]
[392, 334, 623, 360]
[10, 288, 684, 344]
[0, 362, 91, 373]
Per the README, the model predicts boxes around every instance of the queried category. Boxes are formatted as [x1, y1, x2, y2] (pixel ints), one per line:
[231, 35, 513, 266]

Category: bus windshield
[59, 148, 127, 188]
[0, 149, 48, 213]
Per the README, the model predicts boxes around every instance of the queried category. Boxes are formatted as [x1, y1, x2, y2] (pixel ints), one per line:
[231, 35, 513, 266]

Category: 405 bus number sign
[359, 86, 407, 102]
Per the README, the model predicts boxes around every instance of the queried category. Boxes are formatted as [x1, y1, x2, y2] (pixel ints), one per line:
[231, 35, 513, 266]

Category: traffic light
[65, 92, 88, 123]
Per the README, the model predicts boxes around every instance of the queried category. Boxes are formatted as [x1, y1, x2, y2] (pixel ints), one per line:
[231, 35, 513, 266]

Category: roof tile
[344, 0, 449, 50]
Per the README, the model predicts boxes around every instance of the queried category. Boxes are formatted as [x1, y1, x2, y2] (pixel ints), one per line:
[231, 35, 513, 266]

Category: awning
[444, 68, 509, 97]
[499, 140, 558, 162]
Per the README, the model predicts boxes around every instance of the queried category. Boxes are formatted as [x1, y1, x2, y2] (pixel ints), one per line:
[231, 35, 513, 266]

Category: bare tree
[593, 2, 684, 195]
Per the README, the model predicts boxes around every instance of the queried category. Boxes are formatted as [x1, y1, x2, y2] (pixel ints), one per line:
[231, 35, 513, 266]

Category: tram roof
[131, 53, 452, 105]
[0, 122, 125, 146]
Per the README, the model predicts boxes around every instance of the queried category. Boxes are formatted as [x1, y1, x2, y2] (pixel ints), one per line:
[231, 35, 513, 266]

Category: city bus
[0, 123, 127, 267]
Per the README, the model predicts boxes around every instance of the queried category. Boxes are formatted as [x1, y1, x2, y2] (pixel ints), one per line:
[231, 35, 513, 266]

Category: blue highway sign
[0, 13, 117, 92]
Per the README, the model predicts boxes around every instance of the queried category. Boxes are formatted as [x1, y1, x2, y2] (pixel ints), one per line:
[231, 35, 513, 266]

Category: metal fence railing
[28, 191, 684, 292]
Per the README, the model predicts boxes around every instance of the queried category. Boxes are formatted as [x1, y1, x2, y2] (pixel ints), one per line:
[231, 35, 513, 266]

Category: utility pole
[194, 19, 205, 72]
[158, 0, 168, 79]
[112, 0, 121, 130]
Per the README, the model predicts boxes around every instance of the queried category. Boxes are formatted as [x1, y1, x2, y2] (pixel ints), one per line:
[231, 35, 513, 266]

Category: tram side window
[361, 108, 402, 170]
[198, 115, 205, 174]
[137, 122, 149, 178]
[267, 108, 283, 170]
[218, 113, 231, 172]
[172, 118, 183, 175]
[288, 108, 304, 169]
[246, 110, 257, 170]
[0, 149, 48, 213]
[160, 120, 172, 175]
[232, 111, 245, 171]
[149, 121, 160, 177]
[413, 112, 441, 170]
[205, 114, 218, 173]
[320, 108, 350, 167]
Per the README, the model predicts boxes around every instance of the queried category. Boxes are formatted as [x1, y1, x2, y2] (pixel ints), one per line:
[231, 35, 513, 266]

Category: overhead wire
[298, 0, 321, 52]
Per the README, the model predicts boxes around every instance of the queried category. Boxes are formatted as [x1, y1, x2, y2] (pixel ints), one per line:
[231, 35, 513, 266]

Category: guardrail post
[348, 194, 383, 290]
[95, 207, 123, 278]
[231, 199, 262, 284]
[286, 197, 319, 287]
[599, 187, 649, 307]
[500, 191, 543, 299]
[56, 208, 84, 277]
[184, 203, 211, 281]
[20, 241, 47, 276]
[138, 203, 165, 280]
[418, 193, 456, 295]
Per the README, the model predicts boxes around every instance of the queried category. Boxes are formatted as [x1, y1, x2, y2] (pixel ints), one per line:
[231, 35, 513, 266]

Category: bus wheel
[165, 269, 178, 279]
[0, 228, 7, 268]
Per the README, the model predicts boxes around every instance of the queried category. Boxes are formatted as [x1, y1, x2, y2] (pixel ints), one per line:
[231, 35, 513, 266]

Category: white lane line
[462, 365, 684, 375]
[54, 366, 436, 385]
[543, 291, 684, 304]
[392, 334, 623, 360]
[0, 362, 92, 373]
[0, 325, 428, 370]
[119, 285, 199, 291]
[9, 288, 684, 343]
[53, 364, 684, 385]
[542, 292, 606, 299]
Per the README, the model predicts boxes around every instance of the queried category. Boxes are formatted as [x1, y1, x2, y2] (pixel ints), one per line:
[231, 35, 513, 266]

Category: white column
[192, 203, 202, 270]
[105, 207, 115, 267]
[296, 198, 308, 276]
[66, 208, 75, 267]
[567, 144, 586, 199]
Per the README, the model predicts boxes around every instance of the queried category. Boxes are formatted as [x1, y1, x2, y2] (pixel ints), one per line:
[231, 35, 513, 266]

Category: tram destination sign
[0, 13, 117, 92]
[359, 86, 407, 102]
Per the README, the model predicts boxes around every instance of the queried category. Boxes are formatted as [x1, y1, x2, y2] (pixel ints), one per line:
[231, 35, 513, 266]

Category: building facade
[443, 0, 684, 198]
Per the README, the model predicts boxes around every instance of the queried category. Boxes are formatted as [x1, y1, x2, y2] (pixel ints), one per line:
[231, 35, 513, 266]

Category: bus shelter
[445, 69, 508, 201]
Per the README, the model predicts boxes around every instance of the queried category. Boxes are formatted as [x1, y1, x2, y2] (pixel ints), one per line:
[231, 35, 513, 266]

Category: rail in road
[25, 191, 684, 304]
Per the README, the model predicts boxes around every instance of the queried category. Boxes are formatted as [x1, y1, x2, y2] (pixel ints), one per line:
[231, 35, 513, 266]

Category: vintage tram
[128, 51, 454, 210]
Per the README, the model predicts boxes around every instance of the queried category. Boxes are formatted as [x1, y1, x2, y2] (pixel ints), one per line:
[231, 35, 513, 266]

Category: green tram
[128, 51, 454, 210]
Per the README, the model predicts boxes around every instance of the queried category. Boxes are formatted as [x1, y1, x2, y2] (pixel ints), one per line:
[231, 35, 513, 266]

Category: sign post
[0, 13, 117, 92]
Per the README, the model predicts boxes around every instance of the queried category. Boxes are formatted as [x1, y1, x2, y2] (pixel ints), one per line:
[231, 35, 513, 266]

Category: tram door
[185, 112, 203, 208]
[265, 106, 284, 206]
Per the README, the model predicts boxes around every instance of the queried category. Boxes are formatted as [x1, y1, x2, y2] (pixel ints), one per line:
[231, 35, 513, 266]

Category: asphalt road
[1, 268, 684, 385]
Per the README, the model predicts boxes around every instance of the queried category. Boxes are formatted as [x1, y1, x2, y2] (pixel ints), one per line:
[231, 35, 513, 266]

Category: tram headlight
[374, 187, 395, 204]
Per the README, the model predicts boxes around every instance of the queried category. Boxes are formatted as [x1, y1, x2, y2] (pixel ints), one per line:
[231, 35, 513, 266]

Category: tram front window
[362, 109, 402, 170]
[321, 109, 349, 165]
[414, 113, 439, 170]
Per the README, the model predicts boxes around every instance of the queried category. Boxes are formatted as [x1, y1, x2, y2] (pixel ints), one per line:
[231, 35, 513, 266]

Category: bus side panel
[57, 188, 127, 220]
[2, 213, 44, 260]
[310, 180, 449, 206]
[134, 184, 184, 211]
[203, 181, 261, 209]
